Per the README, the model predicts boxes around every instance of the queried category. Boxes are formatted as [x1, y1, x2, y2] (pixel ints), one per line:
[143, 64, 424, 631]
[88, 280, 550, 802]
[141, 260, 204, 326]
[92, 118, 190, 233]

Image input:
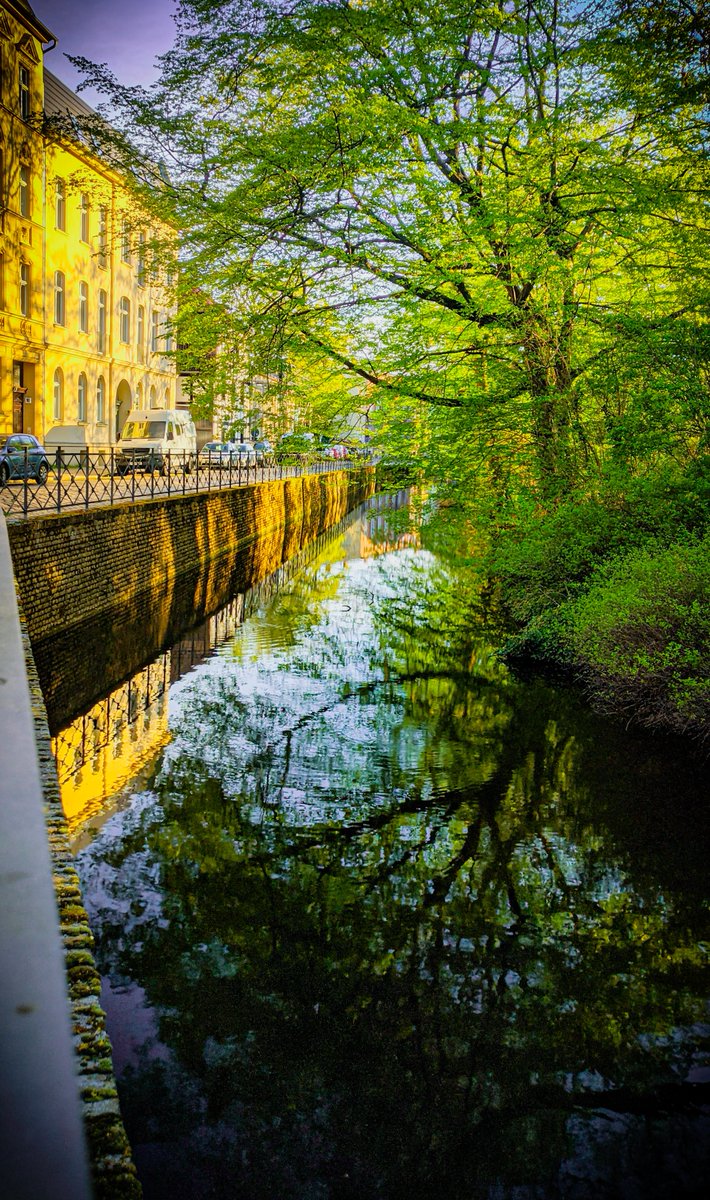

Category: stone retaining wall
[10, 469, 373, 647]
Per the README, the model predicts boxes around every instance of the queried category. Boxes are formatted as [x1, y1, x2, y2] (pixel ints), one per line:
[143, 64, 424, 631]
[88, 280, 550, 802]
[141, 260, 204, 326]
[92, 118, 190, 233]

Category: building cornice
[1, 0, 55, 47]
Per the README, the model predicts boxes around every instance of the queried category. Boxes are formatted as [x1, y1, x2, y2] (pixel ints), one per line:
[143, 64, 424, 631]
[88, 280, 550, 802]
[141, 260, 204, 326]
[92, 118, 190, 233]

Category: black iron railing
[0, 448, 360, 519]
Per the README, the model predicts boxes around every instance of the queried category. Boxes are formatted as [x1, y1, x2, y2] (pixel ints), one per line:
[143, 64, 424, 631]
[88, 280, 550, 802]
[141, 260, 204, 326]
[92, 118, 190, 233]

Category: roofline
[4, 0, 55, 46]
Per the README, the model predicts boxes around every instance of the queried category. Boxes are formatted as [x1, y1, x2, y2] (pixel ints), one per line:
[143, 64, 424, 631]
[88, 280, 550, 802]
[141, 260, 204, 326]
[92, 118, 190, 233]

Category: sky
[33, 0, 179, 103]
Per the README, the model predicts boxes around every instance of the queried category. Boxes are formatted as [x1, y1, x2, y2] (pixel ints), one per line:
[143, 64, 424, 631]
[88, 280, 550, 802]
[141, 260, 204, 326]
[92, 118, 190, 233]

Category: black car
[0, 433, 50, 485]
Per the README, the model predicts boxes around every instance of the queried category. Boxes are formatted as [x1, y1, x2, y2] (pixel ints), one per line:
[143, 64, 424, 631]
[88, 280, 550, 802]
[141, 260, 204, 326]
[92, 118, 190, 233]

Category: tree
[74, 0, 710, 497]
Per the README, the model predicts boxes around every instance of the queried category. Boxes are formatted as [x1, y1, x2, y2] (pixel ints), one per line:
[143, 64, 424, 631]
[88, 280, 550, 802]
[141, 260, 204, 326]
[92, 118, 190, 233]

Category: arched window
[96, 376, 105, 423]
[149, 385, 157, 405]
[54, 270, 65, 325]
[77, 372, 88, 422]
[79, 281, 88, 333]
[53, 368, 63, 420]
[119, 296, 130, 343]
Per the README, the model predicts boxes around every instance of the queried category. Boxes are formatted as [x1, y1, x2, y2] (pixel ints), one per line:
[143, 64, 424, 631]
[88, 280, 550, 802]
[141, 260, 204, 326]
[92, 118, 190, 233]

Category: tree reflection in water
[74, 506, 710, 1200]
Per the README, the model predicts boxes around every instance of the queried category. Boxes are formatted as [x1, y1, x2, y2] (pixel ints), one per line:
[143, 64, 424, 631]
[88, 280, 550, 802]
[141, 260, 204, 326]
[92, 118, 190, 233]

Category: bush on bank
[488, 464, 710, 740]
[569, 535, 710, 738]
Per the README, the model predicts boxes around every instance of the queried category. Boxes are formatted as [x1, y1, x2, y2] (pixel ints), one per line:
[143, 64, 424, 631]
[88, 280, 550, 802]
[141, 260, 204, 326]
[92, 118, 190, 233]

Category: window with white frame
[54, 270, 65, 324]
[20, 262, 30, 316]
[80, 193, 90, 242]
[77, 372, 88, 422]
[150, 310, 159, 354]
[19, 65, 30, 120]
[96, 376, 106, 423]
[79, 281, 88, 333]
[53, 368, 63, 420]
[55, 178, 66, 230]
[97, 205, 108, 268]
[119, 296, 130, 343]
[98, 289, 107, 352]
[19, 164, 30, 218]
[120, 217, 131, 263]
[137, 305, 145, 362]
[137, 231, 146, 286]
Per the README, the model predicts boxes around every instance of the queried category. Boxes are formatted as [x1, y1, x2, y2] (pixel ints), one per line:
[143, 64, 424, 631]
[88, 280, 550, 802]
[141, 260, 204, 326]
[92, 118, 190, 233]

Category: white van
[115, 409, 197, 474]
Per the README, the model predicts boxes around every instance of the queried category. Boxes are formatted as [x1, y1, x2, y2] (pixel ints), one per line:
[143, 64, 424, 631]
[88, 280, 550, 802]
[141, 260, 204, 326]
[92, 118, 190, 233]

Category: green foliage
[491, 465, 710, 737]
[492, 465, 710, 627]
[569, 535, 710, 737]
[71, 0, 710, 499]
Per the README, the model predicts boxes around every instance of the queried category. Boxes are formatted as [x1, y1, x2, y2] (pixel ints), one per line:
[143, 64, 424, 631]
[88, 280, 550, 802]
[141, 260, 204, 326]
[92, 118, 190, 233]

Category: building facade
[0, 0, 177, 449]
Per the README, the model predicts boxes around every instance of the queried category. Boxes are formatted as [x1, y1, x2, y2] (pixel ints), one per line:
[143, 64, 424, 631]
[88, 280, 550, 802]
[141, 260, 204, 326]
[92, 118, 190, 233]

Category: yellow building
[0, 0, 177, 447]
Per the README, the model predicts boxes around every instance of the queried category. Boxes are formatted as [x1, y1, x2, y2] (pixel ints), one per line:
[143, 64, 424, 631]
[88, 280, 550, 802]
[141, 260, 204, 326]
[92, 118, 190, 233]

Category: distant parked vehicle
[43, 424, 88, 469]
[199, 441, 237, 469]
[252, 439, 274, 465]
[227, 441, 258, 466]
[0, 433, 50, 485]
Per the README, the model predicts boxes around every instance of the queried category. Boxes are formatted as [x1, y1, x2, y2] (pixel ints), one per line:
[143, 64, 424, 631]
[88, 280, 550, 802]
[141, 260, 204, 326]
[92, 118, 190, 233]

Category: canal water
[43, 495, 710, 1199]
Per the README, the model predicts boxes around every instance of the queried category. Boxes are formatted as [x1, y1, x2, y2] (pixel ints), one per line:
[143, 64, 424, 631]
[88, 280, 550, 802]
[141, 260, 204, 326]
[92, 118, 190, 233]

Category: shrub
[568, 535, 710, 739]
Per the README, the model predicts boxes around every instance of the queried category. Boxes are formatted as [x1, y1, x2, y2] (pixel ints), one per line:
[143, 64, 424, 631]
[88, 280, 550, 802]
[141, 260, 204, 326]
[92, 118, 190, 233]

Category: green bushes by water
[489, 464, 710, 740]
[569, 536, 710, 737]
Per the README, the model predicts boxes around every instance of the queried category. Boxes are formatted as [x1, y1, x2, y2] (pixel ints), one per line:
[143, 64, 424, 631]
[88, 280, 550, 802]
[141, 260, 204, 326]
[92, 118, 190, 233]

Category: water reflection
[63, 497, 710, 1200]
[51, 494, 412, 837]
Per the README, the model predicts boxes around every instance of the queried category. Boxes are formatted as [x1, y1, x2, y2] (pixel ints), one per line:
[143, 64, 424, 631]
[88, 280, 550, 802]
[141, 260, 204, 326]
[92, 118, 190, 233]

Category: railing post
[84, 448, 90, 509]
[167, 450, 171, 497]
[22, 449, 29, 516]
[55, 448, 61, 513]
[110, 449, 114, 507]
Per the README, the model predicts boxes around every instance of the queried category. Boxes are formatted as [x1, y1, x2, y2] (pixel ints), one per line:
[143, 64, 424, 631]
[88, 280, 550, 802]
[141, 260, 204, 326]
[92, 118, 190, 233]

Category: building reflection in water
[51, 491, 413, 840]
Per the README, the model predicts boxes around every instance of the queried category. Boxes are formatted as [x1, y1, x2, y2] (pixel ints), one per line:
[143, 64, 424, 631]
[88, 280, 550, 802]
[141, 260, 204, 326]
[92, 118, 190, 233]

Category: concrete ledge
[0, 509, 93, 1200]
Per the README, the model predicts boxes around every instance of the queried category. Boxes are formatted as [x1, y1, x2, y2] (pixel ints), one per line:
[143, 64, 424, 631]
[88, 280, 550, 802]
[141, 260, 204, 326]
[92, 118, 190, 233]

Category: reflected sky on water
[64, 497, 710, 1200]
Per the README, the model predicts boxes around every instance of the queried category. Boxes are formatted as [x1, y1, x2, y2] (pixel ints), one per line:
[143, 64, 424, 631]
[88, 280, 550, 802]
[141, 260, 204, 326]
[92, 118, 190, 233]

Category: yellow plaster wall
[0, 0, 177, 446]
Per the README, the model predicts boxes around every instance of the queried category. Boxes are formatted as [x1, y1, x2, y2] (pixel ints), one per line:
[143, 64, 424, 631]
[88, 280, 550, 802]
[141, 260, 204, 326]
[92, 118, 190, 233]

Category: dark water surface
[52, 497, 710, 1199]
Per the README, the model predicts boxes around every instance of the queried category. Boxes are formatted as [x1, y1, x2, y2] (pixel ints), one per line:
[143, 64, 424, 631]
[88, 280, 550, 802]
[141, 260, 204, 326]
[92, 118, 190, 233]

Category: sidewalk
[0, 509, 92, 1200]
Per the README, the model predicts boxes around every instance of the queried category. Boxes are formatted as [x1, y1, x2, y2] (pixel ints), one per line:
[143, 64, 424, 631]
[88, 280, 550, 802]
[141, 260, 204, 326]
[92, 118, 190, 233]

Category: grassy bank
[487, 464, 710, 742]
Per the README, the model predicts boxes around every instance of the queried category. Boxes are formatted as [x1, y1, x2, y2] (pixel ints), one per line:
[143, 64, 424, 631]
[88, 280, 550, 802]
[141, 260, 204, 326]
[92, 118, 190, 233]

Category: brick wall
[9, 469, 374, 649]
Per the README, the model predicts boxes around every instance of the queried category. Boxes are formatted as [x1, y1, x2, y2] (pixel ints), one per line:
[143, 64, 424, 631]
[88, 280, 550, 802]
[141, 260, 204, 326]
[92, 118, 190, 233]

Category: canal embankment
[1, 467, 374, 1199]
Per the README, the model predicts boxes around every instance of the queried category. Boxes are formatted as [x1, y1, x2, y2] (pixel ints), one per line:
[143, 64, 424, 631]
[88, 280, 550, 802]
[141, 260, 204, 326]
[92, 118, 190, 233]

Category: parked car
[199, 441, 236, 469]
[252, 439, 274, 465]
[227, 441, 258, 467]
[0, 433, 50, 485]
